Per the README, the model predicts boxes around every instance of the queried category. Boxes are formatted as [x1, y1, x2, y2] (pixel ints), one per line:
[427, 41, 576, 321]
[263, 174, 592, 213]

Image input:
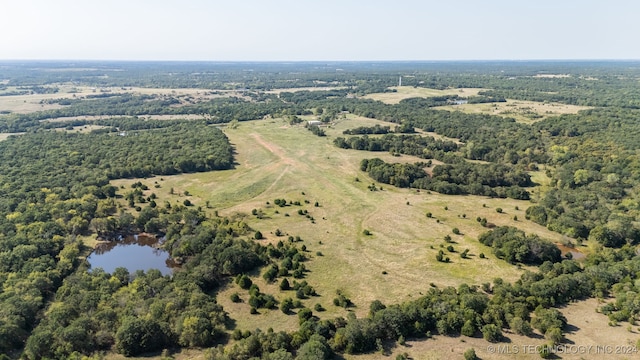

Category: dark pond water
[87, 234, 177, 276]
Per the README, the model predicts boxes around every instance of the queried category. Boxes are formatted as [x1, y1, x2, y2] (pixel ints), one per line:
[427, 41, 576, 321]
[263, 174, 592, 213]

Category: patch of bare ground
[436, 99, 590, 124]
[266, 86, 348, 94]
[363, 86, 485, 105]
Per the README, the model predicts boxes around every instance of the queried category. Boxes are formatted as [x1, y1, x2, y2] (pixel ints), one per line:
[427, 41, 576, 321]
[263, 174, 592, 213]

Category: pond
[87, 234, 178, 276]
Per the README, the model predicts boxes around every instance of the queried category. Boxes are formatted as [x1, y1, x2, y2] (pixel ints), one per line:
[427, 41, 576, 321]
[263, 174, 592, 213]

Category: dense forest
[2, 61, 640, 358]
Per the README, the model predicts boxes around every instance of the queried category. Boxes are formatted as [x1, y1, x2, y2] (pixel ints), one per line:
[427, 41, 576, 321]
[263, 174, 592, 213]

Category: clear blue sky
[1, 0, 638, 61]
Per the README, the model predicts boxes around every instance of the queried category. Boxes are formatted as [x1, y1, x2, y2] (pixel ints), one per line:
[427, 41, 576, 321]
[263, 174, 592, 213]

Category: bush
[463, 348, 478, 360]
[230, 293, 241, 303]
[481, 324, 502, 342]
[298, 308, 313, 324]
[452, 227, 460, 235]
[496, 207, 503, 213]
[236, 274, 252, 289]
[280, 298, 294, 313]
[363, 229, 372, 236]
[280, 278, 291, 290]
[254, 230, 263, 240]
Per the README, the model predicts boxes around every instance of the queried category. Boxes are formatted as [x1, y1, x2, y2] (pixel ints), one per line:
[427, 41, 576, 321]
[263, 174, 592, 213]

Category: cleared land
[436, 99, 590, 124]
[111, 117, 571, 326]
[106, 116, 624, 360]
[363, 86, 484, 104]
[362, 86, 589, 123]
[0, 132, 23, 141]
[0, 85, 242, 114]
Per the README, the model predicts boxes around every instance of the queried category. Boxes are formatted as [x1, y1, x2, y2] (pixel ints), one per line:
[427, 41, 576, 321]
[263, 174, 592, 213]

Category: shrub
[481, 324, 502, 342]
[236, 275, 252, 289]
[280, 278, 290, 290]
[230, 293, 241, 303]
[463, 348, 478, 360]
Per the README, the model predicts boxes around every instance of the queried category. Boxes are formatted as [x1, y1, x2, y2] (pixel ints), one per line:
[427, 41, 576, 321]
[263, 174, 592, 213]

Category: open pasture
[436, 99, 590, 123]
[112, 117, 569, 327]
[363, 86, 484, 104]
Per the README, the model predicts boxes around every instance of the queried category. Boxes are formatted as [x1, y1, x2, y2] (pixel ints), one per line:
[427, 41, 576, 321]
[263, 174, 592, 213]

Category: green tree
[115, 317, 166, 356]
[178, 315, 213, 347]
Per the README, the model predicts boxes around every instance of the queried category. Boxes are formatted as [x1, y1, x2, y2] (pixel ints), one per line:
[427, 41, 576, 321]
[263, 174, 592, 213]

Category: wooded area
[1, 60, 640, 359]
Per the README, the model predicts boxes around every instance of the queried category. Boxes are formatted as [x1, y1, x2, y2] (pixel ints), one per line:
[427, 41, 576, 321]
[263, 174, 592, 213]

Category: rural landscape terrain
[1, 61, 640, 359]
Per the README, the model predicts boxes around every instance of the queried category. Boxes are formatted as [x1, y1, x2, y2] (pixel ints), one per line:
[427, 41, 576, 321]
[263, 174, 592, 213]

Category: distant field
[363, 86, 485, 104]
[44, 114, 207, 123]
[0, 132, 24, 141]
[53, 124, 110, 133]
[0, 85, 242, 115]
[265, 86, 348, 94]
[436, 99, 590, 124]
[111, 116, 572, 330]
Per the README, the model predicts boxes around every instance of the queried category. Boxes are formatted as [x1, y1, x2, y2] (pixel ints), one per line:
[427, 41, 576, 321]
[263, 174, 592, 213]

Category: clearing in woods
[111, 116, 575, 332]
[363, 86, 484, 104]
[107, 116, 628, 360]
[435, 99, 591, 124]
[362, 85, 589, 124]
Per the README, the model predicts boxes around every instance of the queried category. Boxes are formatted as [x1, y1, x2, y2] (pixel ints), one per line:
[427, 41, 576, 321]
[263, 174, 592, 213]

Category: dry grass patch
[436, 99, 590, 124]
[265, 86, 348, 94]
[0, 132, 23, 141]
[363, 86, 484, 105]
[0, 84, 243, 115]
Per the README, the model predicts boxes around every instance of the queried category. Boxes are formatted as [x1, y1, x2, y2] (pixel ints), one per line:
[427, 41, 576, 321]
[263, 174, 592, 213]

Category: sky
[1, 0, 639, 61]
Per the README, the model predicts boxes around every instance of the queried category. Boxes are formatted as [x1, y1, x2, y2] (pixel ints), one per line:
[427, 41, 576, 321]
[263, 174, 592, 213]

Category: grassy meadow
[363, 86, 484, 104]
[361, 85, 589, 124]
[111, 115, 575, 332]
[435, 99, 590, 124]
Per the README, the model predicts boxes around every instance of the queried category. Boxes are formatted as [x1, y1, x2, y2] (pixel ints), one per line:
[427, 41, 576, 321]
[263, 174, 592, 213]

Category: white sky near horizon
[0, 0, 638, 61]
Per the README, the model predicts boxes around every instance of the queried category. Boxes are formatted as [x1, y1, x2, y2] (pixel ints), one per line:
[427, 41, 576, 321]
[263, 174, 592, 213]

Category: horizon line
[2, 58, 640, 63]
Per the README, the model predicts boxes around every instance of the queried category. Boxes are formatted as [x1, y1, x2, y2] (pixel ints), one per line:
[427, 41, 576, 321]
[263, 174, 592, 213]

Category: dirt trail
[249, 133, 295, 166]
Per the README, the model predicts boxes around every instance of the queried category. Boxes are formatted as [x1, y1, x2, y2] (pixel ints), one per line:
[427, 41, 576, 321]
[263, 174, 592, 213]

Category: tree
[178, 315, 213, 347]
[481, 324, 501, 342]
[298, 308, 313, 324]
[461, 320, 475, 337]
[280, 278, 291, 290]
[297, 334, 332, 360]
[115, 317, 166, 356]
[280, 298, 294, 314]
